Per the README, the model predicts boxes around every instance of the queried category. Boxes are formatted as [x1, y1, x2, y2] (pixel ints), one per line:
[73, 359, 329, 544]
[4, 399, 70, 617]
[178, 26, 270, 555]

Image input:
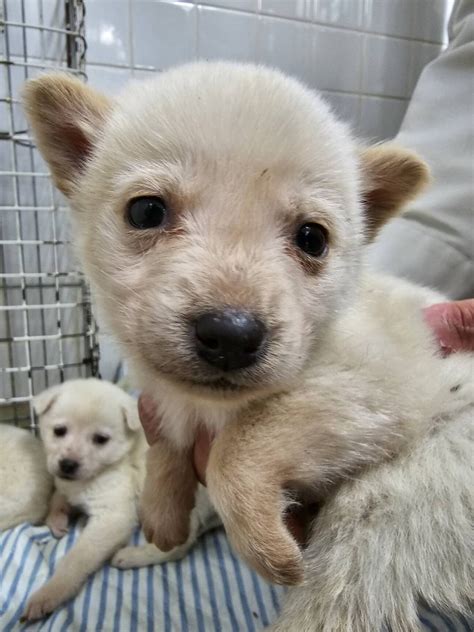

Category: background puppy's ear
[360, 144, 430, 240]
[22, 73, 111, 197]
[33, 384, 62, 418]
[122, 401, 141, 432]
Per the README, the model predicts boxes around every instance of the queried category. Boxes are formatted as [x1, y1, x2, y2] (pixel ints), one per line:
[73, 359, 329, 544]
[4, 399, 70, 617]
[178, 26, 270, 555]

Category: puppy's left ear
[33, 384, 63, 417]
[122, 401, 141, 432]
[360, 144, 430, 240]
[22, 73, 111, 197]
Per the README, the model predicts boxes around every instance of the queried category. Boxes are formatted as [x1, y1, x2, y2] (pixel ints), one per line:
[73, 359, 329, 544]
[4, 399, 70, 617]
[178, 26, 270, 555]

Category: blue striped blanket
[1, 522, 472, 631]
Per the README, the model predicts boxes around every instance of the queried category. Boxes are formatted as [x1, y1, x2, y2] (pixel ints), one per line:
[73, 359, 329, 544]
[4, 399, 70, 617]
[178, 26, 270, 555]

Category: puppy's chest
[56, 468, 136, 514]
[55, 479, 90, 513]
[157, 395, 240, 448]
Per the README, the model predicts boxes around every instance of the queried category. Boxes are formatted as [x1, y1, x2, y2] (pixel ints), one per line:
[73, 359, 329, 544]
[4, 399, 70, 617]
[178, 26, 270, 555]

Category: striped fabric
[1, 523, 472, 631]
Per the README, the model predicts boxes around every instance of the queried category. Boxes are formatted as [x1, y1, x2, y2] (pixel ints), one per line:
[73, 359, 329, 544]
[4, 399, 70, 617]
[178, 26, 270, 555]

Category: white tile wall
[258, 16, 314, 84]
[363, 0, 415, 39]
[72, 0, 453, 142]
[86, 1, 131, 65]
[322, 91, 361, 125]
[314, 0, 364, 29]
[200, 0, 258, 11]
[359, 95, 409, 142]
[311, 26, 362, 92]
[362, 34, 413, 99]
[87, 64, 132, 94]
[413, 0, 455, 43]
[2, 0, 453, 143]
[131, 1, 197, 69]
[260, 0, 313, 21]
[198, 6, 258, 62]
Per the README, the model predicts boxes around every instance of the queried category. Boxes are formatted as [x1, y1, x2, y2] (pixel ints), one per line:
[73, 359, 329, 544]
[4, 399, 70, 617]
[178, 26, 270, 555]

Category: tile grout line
[195, 2, 445, 46]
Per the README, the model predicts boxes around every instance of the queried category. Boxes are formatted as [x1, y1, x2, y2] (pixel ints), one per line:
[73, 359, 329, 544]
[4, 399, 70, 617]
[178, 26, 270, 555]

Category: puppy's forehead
[44, 393, 122, 430]
[102, 64, 356, 191]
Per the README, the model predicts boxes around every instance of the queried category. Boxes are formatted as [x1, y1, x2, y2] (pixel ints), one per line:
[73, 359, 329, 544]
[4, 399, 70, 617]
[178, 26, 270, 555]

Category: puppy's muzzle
[194, 309, 266, 371]
[58, 458, 79, 479]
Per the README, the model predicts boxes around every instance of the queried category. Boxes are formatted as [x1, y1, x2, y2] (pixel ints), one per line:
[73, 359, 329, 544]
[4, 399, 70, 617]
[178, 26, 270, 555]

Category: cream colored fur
[269, 407, 473, 632]
[23, 62, 473, 630]
[22, 379, 215, 621]
[0, 424, 53, 531]
[207, 276, 474, 627]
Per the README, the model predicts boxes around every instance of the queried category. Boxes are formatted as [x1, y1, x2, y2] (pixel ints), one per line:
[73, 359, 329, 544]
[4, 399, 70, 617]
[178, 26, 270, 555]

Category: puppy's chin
[137, 351, 302, 405]
[56, 472, 78, 481]
[165, 374, 260, 403]
[54, 468, 80, 481]
[54, 467, 92, 482]
[182, 377, 262, 403]
[150, 367, 268, 404]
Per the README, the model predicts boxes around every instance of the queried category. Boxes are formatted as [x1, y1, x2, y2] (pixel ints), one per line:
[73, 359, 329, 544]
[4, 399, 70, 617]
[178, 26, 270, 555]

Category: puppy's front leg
[114, 484, 217, 569]
[140, 437, 198, 551]
[22, 512, 135, 621]
[207, 375, 414, 585]
[207, 416, 305, 586]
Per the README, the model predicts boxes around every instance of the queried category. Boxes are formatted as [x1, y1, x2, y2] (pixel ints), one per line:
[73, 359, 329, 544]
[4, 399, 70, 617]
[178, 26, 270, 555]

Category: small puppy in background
[23, 378, 216, 622]
[0, 424, 52, 531]
[23, 63, 473, 630]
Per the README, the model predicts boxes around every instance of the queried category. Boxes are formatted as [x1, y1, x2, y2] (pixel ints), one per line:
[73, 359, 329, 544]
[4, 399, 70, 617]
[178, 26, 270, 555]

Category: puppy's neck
[151, 379, 247, 448]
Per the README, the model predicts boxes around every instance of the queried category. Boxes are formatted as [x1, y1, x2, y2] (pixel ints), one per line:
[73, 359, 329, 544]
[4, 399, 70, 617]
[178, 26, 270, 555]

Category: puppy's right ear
[33, 384, 62, 418]
[22, 74, 111, 197]
[122, 401, 142, 432]
[360, 144, 430, 240]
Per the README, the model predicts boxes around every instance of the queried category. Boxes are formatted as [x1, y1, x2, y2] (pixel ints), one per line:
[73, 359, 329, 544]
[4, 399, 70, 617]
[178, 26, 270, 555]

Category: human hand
[424, 299, 474, 354]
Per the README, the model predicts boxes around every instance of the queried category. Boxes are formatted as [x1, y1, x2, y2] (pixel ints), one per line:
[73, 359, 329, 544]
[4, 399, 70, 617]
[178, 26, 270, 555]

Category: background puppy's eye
[296, 223, 328, 257]
[53, 426, 67, 437]
[92, 434, 110, 446]
[127, 196, 167, 229]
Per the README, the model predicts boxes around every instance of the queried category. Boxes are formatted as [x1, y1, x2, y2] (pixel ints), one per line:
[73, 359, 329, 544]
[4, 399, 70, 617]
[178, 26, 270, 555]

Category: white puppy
[0, 424, 52, 530]
[23, 378, 216, 621]
[22, 63, 473, 630]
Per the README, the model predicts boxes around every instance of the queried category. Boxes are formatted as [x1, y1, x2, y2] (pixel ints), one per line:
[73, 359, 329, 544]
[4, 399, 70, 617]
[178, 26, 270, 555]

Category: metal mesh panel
[0, 0, 99, 429]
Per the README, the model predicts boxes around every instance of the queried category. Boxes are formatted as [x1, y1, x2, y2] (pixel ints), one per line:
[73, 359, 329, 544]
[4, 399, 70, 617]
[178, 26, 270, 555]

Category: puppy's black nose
[59, 458, 79, 477]
[195, 310, 266, 371]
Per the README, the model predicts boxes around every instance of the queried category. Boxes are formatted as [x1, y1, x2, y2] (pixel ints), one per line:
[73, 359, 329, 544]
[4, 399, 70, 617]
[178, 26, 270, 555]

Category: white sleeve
[368, 0, 474, 299]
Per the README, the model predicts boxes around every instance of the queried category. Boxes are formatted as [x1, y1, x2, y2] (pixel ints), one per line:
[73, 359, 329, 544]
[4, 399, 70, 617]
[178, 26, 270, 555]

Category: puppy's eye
[127, 196, 167, 229]
[53, 426, 67, 438]
[296, 223, 328, 257]
[92, 434, 110, 446]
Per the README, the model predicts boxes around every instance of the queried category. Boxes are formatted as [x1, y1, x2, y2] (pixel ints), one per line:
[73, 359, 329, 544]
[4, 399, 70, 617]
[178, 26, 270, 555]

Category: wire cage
[0, 0, 99, 429]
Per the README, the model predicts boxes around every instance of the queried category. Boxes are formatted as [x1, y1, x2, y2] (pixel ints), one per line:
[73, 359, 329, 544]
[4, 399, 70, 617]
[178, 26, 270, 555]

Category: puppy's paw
[46, 514, 69, 539]
[140, 497, 191, 552]
[111, 545, 174, 569]
[21, 585, 63, 622]
[228, 523, 304, 586]
[255, 544, 304, 586]
[111, 546, 145, 569]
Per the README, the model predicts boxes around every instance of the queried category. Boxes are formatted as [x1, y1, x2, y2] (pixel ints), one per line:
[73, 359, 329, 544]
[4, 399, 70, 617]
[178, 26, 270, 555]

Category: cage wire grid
[0, 0, 100, 429]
